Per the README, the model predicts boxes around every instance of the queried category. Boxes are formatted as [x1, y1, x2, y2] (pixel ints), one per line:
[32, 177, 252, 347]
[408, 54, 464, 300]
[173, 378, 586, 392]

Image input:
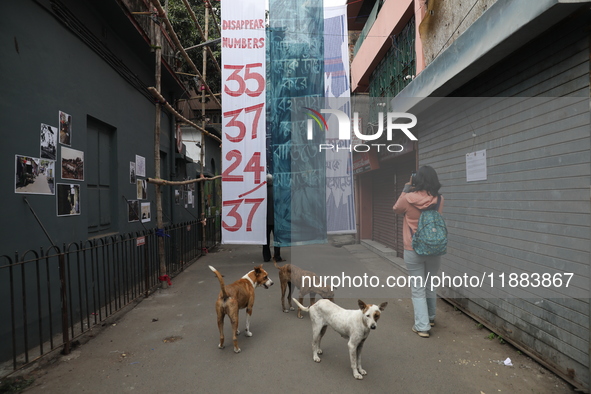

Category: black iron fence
[0, 217, 220, 377]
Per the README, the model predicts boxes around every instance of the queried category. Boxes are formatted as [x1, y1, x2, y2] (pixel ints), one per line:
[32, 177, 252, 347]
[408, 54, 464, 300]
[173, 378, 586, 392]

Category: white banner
[221, 0, 267, 244]
[324, 5, 356, 234]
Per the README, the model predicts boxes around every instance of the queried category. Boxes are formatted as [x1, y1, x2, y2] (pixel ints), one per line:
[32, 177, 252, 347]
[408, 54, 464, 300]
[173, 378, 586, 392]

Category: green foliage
[164, 0, 222, 95]
[486, 332, 506, 344]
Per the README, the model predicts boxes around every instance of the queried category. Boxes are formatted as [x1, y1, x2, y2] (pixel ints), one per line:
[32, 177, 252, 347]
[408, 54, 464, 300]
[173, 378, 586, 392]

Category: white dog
[292, 298, 387, 380]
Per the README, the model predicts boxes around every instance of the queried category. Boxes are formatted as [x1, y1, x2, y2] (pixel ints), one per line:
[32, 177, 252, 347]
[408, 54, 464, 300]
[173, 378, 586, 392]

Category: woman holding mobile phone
[393, 165, 444, 338]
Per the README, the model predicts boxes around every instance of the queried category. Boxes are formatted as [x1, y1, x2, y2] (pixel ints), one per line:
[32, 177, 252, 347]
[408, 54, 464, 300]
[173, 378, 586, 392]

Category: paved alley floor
[22, 242, 574, 393]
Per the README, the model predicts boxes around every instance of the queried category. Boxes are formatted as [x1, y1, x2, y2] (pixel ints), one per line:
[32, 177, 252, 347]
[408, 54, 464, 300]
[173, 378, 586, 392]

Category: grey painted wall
[0, 0, 217, 366]
[0, 0, 200, 256]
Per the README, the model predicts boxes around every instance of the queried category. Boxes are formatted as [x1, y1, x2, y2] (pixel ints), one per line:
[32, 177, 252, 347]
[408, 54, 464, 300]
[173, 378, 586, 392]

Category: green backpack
[412, 196, 447, 256]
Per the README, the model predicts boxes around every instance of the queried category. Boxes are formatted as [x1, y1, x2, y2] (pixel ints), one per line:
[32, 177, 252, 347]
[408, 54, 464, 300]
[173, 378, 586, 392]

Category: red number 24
[222, 150, 264, 184]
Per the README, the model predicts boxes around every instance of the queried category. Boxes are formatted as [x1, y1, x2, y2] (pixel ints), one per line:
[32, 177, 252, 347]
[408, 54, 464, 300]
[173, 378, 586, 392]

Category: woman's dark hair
[413, 165, 441, 196]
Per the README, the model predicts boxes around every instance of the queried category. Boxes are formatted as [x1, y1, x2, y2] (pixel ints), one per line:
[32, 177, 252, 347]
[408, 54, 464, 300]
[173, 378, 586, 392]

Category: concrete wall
[419, 0, 498, 66]
[350, 0, 499, 91]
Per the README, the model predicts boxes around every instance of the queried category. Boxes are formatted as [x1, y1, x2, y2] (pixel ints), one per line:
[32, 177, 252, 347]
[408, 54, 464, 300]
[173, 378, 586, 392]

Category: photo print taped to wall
[59, 111, 72, 146]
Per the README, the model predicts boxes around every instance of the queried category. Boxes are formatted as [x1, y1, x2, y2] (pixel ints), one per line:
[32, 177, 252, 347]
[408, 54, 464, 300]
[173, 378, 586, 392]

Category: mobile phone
[411, 172, 417, 185]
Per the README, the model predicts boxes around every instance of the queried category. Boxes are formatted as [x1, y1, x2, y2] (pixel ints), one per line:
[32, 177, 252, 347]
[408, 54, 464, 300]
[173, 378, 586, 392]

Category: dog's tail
[209, 266, 229, 300]
[273, 257, 286, 270]
[292, 298, 310, 313]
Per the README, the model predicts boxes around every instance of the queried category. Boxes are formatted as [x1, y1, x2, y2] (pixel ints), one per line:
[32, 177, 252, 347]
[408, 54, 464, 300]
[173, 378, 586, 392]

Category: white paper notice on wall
[466, 149, 487, 182]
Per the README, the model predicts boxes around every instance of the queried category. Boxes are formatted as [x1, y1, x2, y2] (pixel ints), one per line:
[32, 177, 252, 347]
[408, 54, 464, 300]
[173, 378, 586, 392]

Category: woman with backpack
[393, 165, 446, 338]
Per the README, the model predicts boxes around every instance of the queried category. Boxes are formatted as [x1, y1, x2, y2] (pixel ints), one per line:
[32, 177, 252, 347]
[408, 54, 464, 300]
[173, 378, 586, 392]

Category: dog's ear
[253, 265, 262, 274]
[358, 299, 367, 310]
[379, 302, 388, 311]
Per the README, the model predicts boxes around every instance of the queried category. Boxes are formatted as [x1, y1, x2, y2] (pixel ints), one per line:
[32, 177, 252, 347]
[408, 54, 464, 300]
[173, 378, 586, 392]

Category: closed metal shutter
[425, 11, 590, 390]
[371, 158, 415, 257]
[371, 163, 397, 250]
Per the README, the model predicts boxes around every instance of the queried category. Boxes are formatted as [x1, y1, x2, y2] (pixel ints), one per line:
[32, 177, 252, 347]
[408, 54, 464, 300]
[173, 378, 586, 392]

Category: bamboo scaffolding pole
[148, 86, 222, 144]
[147, 175, 221, 186]
[177, 93, 221, 100]
[148, 0, 221, 108]
[204, 0, 221, 37]
[176, 71, 199, 77]
[153, 17, 168, 289]
[184, 38, 221, 52]
[200, 2, 210, 246]
[181, 0, 221, 75]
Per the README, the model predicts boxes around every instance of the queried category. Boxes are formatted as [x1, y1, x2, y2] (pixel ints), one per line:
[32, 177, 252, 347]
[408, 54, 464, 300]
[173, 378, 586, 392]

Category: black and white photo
[135, 155, 146, 177]
[140, 202, 151, 223]
[40, 123, 57, 160]
[130, 162, 136, 184]
[128, 199, 140, 222]
[56, 183, 80, 216]
[137, 179, 147, 200]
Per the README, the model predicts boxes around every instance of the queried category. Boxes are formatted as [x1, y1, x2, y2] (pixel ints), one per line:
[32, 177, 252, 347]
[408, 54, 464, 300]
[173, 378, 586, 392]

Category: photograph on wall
[128, 199, 140, 222]
[130, 162, 136, 184]
[188, 191, 194, 208]
[40, 123, 58, 160]
[137, 179, 147, 200]
[61, 146, 84, 181]
[140, 202, 151, 223]
[56, 183, 80, 216]
[59, 110, 72, 146]
[15, 155, 55, 195]
[135, 155, 146, 177]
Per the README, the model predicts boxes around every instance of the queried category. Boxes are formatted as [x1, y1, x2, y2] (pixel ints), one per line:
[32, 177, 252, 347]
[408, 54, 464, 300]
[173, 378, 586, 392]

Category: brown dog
[274, 260, 335, 318]
[209, 265, 273, 353]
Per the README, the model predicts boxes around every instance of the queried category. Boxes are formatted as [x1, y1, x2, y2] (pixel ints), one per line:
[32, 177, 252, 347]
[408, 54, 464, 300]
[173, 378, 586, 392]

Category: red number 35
[224, 63, 265, 97]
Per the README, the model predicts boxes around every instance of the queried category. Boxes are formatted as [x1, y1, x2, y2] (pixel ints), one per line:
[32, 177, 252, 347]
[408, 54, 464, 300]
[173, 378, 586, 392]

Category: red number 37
[223, 198, 264, 232]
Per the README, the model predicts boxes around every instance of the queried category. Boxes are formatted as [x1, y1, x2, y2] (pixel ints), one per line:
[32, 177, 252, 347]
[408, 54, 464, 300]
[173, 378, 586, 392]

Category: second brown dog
[274, 259, 335, 318]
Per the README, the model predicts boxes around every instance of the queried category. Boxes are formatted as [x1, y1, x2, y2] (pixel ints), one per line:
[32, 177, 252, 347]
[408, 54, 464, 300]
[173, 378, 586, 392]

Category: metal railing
[369, 16, 416, 99]
[353, 0, 383, 56]
[0, 217, 220, 378]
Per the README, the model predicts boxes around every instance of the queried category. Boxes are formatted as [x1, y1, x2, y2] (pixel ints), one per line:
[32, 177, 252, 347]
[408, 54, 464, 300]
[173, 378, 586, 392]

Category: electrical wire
[432, 0, 480, 60]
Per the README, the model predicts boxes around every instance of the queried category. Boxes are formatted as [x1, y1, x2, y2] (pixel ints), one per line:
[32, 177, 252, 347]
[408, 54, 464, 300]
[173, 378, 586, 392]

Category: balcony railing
[353, 0, 383, 56]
